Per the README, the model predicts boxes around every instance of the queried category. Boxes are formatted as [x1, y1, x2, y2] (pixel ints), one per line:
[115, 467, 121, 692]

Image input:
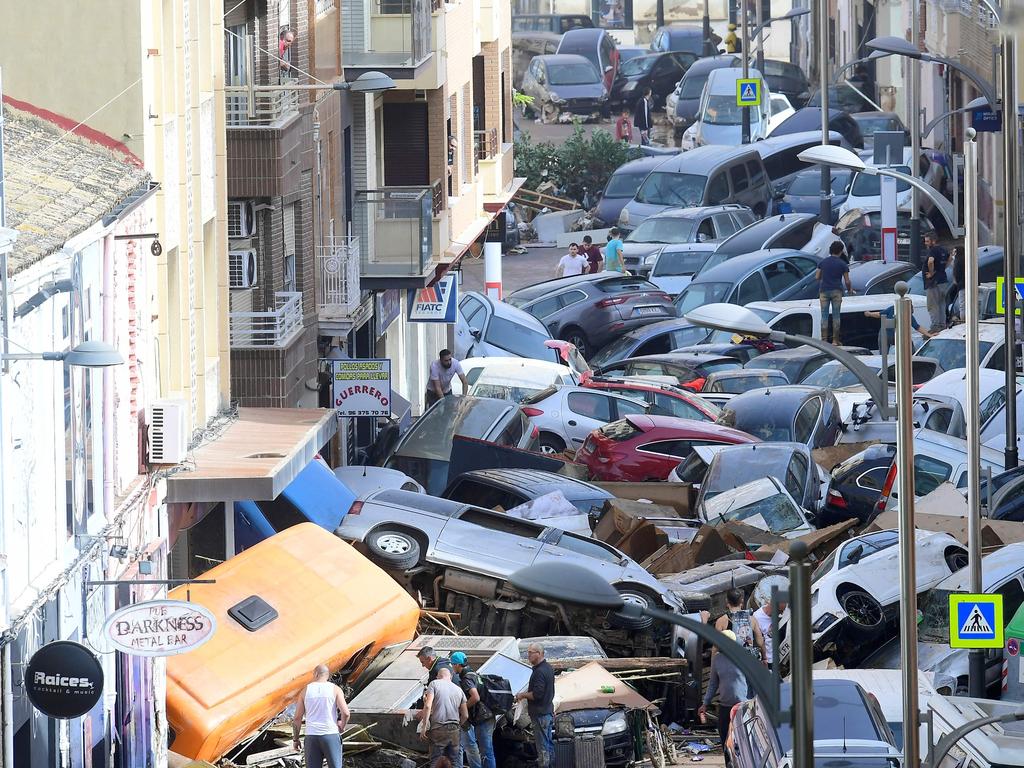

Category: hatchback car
[442, 468, 613, 518]
[455, 291, 557, 361]
[522, 384, 651, 454]
[588, 317, 714, 366]
[505, 273, 675, 359]
[757, 59, 811, 108]
[673, 249, 823, 318]
[556, 28, 621, 93]
[384, 395, 539, 494]
[819, 443, 897, 527]
[701, 477, 814, 538]
[640, 243, 720, 294]
[700, 369, 790, 406]
[621, 204, 754, 271]
[666, 54, 740, 141]
[778, 167, 852, 223]
[575, 414, 758, 481]
[595, 155, 668, 227]
[595, 352, 742, 390]
[716, 385, 843, 449]
[847, 259, 918, 295]
[612, 51, 696, 108]
[580, 374, 723, 422]
[838, 150, 946, 218]
[521, 54, 609, 121]
[649, 24, 706, 55]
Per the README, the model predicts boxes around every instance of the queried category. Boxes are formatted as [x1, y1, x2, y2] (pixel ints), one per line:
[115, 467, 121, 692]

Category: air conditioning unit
[413, 89, 428, 102]
[229, 249, 258, 289]
[227, 200, 257, 238]
[148, 398, 189, 464]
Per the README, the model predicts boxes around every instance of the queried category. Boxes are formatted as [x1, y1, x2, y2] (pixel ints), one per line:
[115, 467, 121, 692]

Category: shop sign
[25, 641, 104, 719]
[407, 274, 458, 323]
[331, 358, 392, 418]
[101, 599, 216, 657]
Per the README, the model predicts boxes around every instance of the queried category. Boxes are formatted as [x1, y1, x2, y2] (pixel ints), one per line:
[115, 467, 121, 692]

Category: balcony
[317, 236, 362, 332]
[225, 88, 299, 127]
[315, 0, 337, 17]
[230, 292, 304, 349]
[356, 182, 443, 289]
[225, 86, 306, 199]
[342, 0, 436, 83]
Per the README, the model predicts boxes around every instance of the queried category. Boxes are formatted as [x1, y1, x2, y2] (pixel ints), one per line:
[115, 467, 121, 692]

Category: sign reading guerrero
[102, 599, 217, 657]
[25, 641, 104, 719]
[331, 359, 392, 418]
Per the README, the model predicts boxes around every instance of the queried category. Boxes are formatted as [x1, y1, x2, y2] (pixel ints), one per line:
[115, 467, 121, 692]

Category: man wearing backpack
[452, 652, 496, 768]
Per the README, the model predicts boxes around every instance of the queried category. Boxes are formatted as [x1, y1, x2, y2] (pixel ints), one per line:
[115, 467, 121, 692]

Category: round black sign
[24, 641, 104, 719]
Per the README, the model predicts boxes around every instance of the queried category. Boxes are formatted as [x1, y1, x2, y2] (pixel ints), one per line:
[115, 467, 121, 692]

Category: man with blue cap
[452, 651, 496, 768]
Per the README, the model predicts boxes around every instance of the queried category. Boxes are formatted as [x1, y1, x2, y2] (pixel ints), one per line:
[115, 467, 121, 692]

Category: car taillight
[531, 424, 540, 439]
[680, 376, 706, 392]
[348, 501, 363, 516]
[873, 461, 899, 514]
[522, 406, 544, 417]
[826, 489, 847, 508]
[595, 296, 628, 308]
[654, 292, 671, 301]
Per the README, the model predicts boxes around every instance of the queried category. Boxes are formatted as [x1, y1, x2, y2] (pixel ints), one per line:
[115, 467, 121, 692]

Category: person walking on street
[816, 241, 854, 345]
[604, 228, 626, 273]
[634, 88, 654, 146]
[698, 631, 748, 749]
[427, 351, 469, 407]
[615, 106, 634, 143]
[579, 235, 603, 274]
[951, 247, 966, 323]
[452, 652, 496, 768]
[292, 664, 350, 768]
[421, 668, 470, 768]
[714, 589, 768, 663]
[923, 233, 950, 332]
[752, 598, 786, 671]
[515, 643, 555, 768]
[556, 243, 589, 277]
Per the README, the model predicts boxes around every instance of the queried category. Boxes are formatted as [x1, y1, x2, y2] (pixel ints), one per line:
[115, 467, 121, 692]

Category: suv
[621, 204, 755, 272]
[442, 468, 613, 518]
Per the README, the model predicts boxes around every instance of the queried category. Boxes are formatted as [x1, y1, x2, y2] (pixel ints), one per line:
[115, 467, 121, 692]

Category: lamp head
[782, 7, 810, 19]
[509, 562, 625, 610]
[866, 35, 923, 60]
[344, 71, 397, 93]
[684, 303, 773, 337]
[797, 145, 867, 173]
[63, 340, 124, 368]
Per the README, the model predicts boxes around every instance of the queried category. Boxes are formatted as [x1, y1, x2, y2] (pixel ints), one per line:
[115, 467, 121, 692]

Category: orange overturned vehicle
[165, 523, 420, 762]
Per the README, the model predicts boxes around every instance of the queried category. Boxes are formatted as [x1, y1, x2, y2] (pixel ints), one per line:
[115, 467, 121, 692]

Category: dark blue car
[778, 167, 852, 223]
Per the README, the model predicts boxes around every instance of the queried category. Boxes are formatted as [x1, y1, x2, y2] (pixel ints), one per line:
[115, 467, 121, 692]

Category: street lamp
[752, 8, 811, 73]
[1, 339, 124, 368]
[830, 50, 891, 86]
[923, 96, 989, 138]
[683, 302, 896, 419]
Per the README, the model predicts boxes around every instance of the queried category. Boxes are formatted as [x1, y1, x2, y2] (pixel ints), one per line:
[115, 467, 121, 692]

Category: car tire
[538, 432, 567, 455]
[945, 547, 969, 572]
[838, 588, 884, 632]
[366, 528, 421, 571]
[561, 327, 589, 360]
[674, 590, 712, 613]
[609, 586, 657, 630]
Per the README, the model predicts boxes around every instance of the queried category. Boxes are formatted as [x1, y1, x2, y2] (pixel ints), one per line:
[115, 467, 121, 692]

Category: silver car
[522, 385, 651, 454]
[337, 488, 683, 627]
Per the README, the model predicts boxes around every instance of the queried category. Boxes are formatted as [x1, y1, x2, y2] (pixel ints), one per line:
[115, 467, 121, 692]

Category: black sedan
[759, 59, 811, 108]
[612, 51, 696, 109]
[521, 54, 609, 121]
[771, 107, 865, 149]
[671, 339, 787, 365]
[847, 259, 918, 295]
[716, 385, 844, 449]
[588, 317, 715, 367]
[819, 443, 897, 527]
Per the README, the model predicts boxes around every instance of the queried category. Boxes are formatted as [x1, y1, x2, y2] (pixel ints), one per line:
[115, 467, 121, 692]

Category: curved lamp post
[923, 96, 989, 138]
[1, 339, 124, 368]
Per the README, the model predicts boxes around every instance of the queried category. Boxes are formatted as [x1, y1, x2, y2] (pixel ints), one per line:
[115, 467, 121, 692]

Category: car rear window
[595, 277, 661, 293]
[598, 419, 643, 441]
[485, 316, 556, 359]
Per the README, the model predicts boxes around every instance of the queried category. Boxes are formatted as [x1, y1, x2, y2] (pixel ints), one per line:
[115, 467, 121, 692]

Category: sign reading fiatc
[101, 599, 217, 657]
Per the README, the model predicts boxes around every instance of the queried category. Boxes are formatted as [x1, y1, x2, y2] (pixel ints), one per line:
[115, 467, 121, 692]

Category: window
[528, 295, 562, 319]
[696, 218, 716, 242]
[730, 164, 750, 192]
[924, 407, 954, 433]
[447, 480, 523, 511]
[979, 386, 1007, 429]
[614, 397, 648, 418]
[495, 412, 527, 445]
[747, 160, 767, 188]
[856, 467, 888, 491]
[484, 316, 554, 359]
[772, 221, 817, 250]
[794, 398, 821, 443]
[713, 213, 739, 238]
[555, 532, 622, 563]
[638, 439, 694, 457]
[629, 361, 674, 377]
[772, 312, 813, 337]
[737, 273, 769, 304]
[567, 392, 613, 421]
[560, 289, 588, 308]
[785, 256, 818, 277]
[914, 454, 953, 496]
[461, 295, 486, 326]
[256, 496, 309, 533]
[707, 173, 729, 204]
[762, 147, 810, 181]
[635, 334, 672, 356]
[867, 275, 901, 295]
[763, 261, 798, 294]
[786, 451, 809, 499]
[653, 393, 708, 420]
[459, 509, 543, 538]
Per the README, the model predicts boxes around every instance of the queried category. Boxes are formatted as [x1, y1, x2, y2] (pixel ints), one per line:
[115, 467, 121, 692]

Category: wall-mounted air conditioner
[148, 398, 189, 464]
[228, 249, 258, 289]
[227, 199, 257, 238]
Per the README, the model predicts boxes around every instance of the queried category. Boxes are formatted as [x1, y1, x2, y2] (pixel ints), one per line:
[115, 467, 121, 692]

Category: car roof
[691, 248, 818, 282]
[536, 54, 597, 68]
[923, 318, 1008, 343]
[454, 468, 611, 498]
[611, 155, 673, 176]
[685, 54, 740, 75]
[753, 130, 845, 155]
[934, 542, 1024, 590]
[715, 213, 818, 255]
[558, 27, 605, 43]
[624, 413, 756, 440]
[726, 384, 826, 407]
[650, 144, 762, 174]
[614, 317, 700, 341]
[621, 353, 734, 366]
[745, 293, 928, 313]
[848, 260, 916, 279]
[851, 110, 902, 121]
[754, 346, 833, 361]
[646, 203, 748, 221]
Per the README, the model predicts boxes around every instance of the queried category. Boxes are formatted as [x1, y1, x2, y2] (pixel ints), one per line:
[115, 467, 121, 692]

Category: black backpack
[477, 673, 514, 715]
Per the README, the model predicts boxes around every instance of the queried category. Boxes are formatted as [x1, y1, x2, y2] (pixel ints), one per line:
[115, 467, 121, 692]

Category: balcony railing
[474, 128, 499, 161]
[357, 186, 439, 278]
[225, 87, 300, 127]
[229, 291, 304, 348]
[317, 236, 361, 317]
[315, 0, 336, 16]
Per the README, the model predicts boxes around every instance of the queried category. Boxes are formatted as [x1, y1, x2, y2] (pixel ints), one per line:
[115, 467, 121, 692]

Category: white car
[837, 149, 947, 218]
[778, 529, 968, 663]
[522, 385, 651, 454]
[766, 93, 795, 134]
[333, 466, 425, 496]
[641, 243, 718, 295]
[451, 357, 580, 400]
[692, 67, 772, 147]
[910, 368, 1024, 450]
[700, 476, 814, 539]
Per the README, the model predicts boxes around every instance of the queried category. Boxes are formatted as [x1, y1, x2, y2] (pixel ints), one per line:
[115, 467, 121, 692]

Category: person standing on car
[579, 235, 604, 274]
[452, 652, 496, 768]
[698, 631, 748, 748]
[420, 668, 469, 768]
[427, 351, 469, 407]
[556, 242, 589, 277]
[515, 643, 555, 768]
[634, 88, 654, 146]
[816, 241, 854, 345]
[292, 664, 350, 768]
[715, 589, 768, 663]
[752, 599, 786, 671]
[604, 228, 626, 273]
[923, 232, 950, 332]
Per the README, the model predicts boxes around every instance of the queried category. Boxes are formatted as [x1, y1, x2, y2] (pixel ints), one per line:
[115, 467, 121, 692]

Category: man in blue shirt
[816, 241, 855, 345]
[604, 228, 625, 273]
[864, 305, 932, 347]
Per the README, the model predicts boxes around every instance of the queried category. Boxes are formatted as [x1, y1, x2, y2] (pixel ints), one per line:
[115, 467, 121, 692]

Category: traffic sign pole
[741, 0, 750, 143]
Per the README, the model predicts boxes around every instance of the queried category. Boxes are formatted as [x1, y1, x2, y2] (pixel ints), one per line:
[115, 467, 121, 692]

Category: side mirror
[470, 327, 482, 339]
[846, 543, 864, 564]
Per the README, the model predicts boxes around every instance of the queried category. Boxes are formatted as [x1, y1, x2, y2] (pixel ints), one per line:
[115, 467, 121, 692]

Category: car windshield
[628, 218, 695, 243]
[776, 685, 885, 752]
[485, 316, 556, 360]
[918, 588, 955, 641]
[705, 482, 806, 534]
[856, 115, 903, 134]
[680, 74, 708, 98]
[718, 402, 794, 442]
[654, 249, 714, 276]
[802, 360, 878, 388]
[605, 170, 652, 198]
[850, 165, 912, 196]
[915, 338, 994, 371]
[548, 61, 600, 85]
[635, 171, 707, 207]
[705, 94, 761, 125]
[788, 169, 851, 196]
[708, 373, 787, 393]
[751, 356, 809, 386]
[675, 282, 731, 315]
[397, 397, 510, 460]
[696, 251, 732, 275]
[703, 447, 796, 499]
[620, 55, 657, 75]
[468, 368, 562, 402]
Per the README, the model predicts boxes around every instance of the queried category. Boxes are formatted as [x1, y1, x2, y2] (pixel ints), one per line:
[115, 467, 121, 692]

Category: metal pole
[789, 540, 814, 768]
[703, 0, 716, 56]
[964, 132, 987, 697]
[741, 0, 751, 143]
[756, 0, 765, 77]
[895, 279, 921, 768]
[817, 0, 831, 224]
[656, 0, 665, 29]
[909, 0, 922, 268]
[1001, 33, 1019, 470]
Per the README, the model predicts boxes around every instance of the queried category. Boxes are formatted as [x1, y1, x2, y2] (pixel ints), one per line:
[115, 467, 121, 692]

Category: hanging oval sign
[25, 641, 104, 719]
[101, 599, 216, 657]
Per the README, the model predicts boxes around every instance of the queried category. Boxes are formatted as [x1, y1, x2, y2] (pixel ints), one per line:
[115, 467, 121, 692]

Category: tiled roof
[2, 105, 151, 274]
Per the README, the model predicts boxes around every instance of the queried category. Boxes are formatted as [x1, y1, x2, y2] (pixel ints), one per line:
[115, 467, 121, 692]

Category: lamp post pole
[789, 541, 814, 768]
[817, 0, 831, 225]
[703, 0, 716, 57]
[741, 0, 751, 143]
[909, 0, 922, 269]
[1000, 32, 1019, 470]
[755, 0, 765, 76]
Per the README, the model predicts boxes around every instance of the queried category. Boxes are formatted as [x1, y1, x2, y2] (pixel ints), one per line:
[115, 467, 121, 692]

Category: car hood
[596, 196, 632, 227]
[697, 122, 742, 146]
[622, 242, 667, 261]
[550, 82, 607, 99]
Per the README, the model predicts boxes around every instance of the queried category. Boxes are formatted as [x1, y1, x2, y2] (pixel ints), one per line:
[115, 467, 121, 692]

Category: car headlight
[602, 711, 628, 735]
[549, 94, 566, 104]
[644, 249, 663, 265]
[619, 208, 629, 225]
[811, 613, 839, 634]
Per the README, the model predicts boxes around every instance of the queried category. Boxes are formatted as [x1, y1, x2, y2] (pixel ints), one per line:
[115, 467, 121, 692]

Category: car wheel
[561, 328, 589, 359]
[609, 586, 657, 630]
[538, 432, 567, 455]
[366, 528, 421, 570]
[838, 588, 884, 631]
[945, 547, 969, 572]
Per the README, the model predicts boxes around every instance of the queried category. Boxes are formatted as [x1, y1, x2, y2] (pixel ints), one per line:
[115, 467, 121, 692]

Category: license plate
[636, 306, 665, 316]
[897, 237, 911, 245]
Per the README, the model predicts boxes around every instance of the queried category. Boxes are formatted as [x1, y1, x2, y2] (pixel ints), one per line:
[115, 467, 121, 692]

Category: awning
[483, 176, 528, 213]
[165, 408, 338, 503]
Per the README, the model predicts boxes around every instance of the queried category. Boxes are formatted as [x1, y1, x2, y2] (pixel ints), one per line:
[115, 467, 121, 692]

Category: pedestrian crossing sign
[948, 593, 1004, 649]
[736, 78, 762, 107]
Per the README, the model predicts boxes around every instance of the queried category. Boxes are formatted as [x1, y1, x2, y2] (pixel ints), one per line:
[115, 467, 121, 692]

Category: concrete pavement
[460, 245, 563, 296]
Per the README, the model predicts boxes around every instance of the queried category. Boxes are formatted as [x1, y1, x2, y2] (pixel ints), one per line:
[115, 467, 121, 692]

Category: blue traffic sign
[736, 79, 762, 107]
[949, 593, 1004, 649]
[971, 108, 1002, 132]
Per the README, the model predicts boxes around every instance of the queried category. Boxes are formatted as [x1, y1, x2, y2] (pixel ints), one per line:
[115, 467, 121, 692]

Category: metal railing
[229, 291, 304, 348]
[224, 87, 300, 127]
[474, 128, 499, 160]
[315, 0, 336, 16]
[317, 236, 361, 316]
[356, 187, 436, 278]
[431, 178, 444, 215]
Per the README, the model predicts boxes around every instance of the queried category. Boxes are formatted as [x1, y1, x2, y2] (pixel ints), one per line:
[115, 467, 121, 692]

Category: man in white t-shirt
[556, 243, 588, 278]
[753, 598, 786, 669]
[427, 349, 469, 407]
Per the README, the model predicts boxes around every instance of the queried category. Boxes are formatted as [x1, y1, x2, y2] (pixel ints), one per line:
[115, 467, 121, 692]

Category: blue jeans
[819, 289, 844, 342]
[304, 734, 343, 768]
[475, 718, 497, 768]
[461, 723, 482, 768]
[531, 714, 555, 768]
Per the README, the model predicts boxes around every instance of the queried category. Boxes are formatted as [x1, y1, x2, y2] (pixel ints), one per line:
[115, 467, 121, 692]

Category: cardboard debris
[593, 482, 696, 517]
[916, 482, 969, 517]
[715, 521, 785, 550]
[594, 498, 681, 546]
[868, 509, 1024, 548]
[812, 441, 879, 472]
[555, 661, 655, 713]
[642, 525, 731, 574]
[753, 520, 857, 560]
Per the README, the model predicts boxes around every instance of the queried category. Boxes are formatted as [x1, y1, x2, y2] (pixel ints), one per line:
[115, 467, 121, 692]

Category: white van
[693, 67, 772, 147]
[927, 693, 1024, 768]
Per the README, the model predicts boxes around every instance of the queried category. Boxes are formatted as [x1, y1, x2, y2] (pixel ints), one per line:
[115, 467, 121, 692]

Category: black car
[779, 167, 852, 223]
[850, 111, 909, 151]
[716, 385, 844, 449]
[595, 155, 667, 227]
[442, 469, 613, 519]
[847, 259, 918, 295]
[670, 339, 787, 364]
[520, 54, 608, 120]
[696, 213, 822, 276]
[806, 83, 876, 114]
[649, 24, 706, 55]
[588, 317, 716, 367]
[666, 54, 739, 140]
[594, 352, 742, 389]
[836, 207, 937, 264]
[757, 59, 811, 108]
[819, 443, 897, 527]
[771, 107, 865, 149]
[744, 345, 870, 385]
[612, 51, 696, 108]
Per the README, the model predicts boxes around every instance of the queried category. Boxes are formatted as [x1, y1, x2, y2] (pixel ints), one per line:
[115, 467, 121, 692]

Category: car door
[456, 294, 489, 357]
[776, 254, 821, 300]
[534, 529, 630, 581]
[432, 507, 547, 576]
[736, 272, 770, 304]
[651, 55, 683, 97]
[563, 390, 617, 447]
[713, 212, 740, 240]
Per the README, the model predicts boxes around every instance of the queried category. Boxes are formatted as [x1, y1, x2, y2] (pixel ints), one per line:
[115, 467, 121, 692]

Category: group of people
[556, 229, 626, 277]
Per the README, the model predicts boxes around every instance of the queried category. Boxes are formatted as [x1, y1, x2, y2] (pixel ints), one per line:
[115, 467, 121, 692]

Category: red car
[575, 414, 759, 482]
[579, 373, 722, 422]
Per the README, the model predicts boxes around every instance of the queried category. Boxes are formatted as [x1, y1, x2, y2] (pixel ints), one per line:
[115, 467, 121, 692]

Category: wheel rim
[949, 552, 969, 571]
[539, 443, 561, 455]
[567, 335, 587, 357]
[376, 534, 412, 555]
[842, 593, 881, 627]
[618, 592, 650, 610]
